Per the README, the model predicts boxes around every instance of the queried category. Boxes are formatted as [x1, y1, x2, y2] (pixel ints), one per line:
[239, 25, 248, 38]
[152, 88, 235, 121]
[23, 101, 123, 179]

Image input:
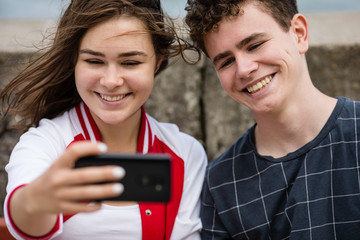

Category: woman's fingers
[24, 141, 127, 214]
[54, 141, 107, 169]
[57, 201, 102, 215]
[55, 182, 124, 201]
[48, 164, 125, 188]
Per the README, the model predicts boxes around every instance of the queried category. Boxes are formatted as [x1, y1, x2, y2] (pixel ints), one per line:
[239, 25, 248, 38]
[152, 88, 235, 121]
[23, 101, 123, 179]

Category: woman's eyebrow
[79, 49, 148, 58]
[79, 49, 105, 57]
[118, 51, 148, 58]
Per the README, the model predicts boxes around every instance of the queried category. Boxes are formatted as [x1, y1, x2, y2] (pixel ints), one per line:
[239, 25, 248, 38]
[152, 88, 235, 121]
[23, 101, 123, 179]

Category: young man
[185, 0, 360, 239]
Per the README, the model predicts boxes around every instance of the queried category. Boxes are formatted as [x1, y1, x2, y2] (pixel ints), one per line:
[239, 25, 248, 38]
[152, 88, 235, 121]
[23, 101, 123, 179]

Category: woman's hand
[9, 141, 125, 237]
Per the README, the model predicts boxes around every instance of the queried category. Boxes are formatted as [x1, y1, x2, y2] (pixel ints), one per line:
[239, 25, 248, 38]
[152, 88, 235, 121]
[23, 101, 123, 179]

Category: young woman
[1, 0, 207, 239]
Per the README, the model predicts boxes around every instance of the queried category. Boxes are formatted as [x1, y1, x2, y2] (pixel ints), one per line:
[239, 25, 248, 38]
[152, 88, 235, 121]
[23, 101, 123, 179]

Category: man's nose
[235, 55, 258, 80]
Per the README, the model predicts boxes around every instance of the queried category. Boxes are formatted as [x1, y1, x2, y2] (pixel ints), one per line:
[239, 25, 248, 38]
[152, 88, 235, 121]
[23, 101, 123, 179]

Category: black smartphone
[74, 153, 171, 202]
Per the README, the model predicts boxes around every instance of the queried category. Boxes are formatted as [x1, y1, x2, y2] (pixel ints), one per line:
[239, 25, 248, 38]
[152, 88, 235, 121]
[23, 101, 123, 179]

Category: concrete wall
[1, 12, 360, 216]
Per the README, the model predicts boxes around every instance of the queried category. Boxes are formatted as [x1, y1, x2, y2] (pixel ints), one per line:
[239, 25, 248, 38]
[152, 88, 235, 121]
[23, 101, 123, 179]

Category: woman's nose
[100, 65, 124, 89]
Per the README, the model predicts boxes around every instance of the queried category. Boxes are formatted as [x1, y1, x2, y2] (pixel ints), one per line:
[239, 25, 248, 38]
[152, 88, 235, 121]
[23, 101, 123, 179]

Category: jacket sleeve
[170, 139, 207, 240]
[4, 119, 69, 239]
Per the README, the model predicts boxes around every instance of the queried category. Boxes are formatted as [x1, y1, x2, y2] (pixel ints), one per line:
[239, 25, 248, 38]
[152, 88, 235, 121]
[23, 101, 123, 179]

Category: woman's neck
[94, 111, 142, 153]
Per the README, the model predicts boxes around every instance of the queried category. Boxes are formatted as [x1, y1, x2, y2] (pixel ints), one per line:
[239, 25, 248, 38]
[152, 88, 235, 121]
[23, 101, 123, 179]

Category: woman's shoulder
[147, 114, 199, 144]
[146, 114, 206, 158]
[19, 109, 77, 149]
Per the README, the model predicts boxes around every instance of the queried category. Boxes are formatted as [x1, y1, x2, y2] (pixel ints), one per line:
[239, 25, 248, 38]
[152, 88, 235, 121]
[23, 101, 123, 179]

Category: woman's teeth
[246, 75, 273, 94]
[100, 94, 126, 102]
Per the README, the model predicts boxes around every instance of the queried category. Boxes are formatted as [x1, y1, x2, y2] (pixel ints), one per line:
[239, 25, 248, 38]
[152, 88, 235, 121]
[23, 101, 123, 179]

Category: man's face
[204, 3, 308, 115]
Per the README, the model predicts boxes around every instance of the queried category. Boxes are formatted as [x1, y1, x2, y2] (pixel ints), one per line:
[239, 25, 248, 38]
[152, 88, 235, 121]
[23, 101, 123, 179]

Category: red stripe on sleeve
[6, 185, 61, 240]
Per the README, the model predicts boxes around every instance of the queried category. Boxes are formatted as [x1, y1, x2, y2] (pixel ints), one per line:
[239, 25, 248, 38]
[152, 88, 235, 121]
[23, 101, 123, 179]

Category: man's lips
[246, 74, 274, 94]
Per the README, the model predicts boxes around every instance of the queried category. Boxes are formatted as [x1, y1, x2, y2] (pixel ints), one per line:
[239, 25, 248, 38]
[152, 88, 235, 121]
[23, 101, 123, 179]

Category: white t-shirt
[57, 204, 142, 240]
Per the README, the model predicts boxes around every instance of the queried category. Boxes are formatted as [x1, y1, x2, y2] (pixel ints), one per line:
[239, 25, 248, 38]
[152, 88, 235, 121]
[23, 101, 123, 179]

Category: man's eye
[248, 42, 264, 51]
[219, 57, 235, 69]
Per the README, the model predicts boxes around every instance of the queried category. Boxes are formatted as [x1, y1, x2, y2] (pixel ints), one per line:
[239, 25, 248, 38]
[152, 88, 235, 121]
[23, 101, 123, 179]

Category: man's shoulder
[338, 96, 360, 107]
[208, 129, 253, 170]
[336, 97, 360, 118]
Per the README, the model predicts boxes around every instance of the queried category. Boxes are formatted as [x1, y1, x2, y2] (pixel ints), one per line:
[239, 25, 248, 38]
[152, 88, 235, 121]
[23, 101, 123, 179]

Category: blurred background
[0, 0, 360, 19]
[1, 0, 360, 220]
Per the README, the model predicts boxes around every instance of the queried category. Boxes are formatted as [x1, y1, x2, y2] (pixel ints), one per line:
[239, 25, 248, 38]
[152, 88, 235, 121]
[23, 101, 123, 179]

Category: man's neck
[253, 92, 337, 158]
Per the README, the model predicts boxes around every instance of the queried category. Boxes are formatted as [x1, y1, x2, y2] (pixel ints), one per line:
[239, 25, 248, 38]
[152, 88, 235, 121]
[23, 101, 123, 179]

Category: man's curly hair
[185, 0, 298, 55]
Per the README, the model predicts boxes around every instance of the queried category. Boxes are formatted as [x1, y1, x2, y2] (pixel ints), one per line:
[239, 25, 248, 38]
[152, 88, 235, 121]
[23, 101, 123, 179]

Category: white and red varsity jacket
[4, 102, 207, 240]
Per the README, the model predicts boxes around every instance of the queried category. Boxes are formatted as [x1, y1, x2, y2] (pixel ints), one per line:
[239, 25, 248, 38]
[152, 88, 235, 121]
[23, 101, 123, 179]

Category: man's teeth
[247, 75, 273, 94]
[100, 94, 126, 102]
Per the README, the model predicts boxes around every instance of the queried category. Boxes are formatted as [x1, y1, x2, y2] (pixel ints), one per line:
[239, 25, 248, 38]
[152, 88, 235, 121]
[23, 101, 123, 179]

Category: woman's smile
[99, 93, 130, 102]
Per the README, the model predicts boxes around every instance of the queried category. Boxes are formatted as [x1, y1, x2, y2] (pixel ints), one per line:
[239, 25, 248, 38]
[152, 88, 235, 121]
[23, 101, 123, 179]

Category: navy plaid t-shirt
[201, 97, 360, 239]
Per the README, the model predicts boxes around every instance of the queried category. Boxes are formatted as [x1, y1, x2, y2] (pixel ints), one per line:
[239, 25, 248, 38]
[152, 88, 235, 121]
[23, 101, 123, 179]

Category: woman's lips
[99, 93, 128, 102]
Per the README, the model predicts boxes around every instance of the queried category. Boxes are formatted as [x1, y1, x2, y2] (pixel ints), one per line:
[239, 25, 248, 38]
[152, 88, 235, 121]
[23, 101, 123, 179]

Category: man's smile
[246, 74, 273, 94]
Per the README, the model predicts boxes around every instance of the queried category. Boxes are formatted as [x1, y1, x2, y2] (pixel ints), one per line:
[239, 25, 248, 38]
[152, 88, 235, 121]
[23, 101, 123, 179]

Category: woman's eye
[85, 59, 103, 65]
[122, 61, 141, 66]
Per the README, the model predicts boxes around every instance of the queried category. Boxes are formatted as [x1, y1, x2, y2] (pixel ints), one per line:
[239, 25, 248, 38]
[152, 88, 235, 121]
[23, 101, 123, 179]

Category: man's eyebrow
[212, 51, 232, 66]
[236, 32, 268, 49]
[79, 49, 148, 58]
[212, 32, 268, 65]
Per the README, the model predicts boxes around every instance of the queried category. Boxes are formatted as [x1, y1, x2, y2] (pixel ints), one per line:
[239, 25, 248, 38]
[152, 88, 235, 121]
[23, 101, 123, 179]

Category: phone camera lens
[142, 176, 150, 185]
[155, 184, 163, 191]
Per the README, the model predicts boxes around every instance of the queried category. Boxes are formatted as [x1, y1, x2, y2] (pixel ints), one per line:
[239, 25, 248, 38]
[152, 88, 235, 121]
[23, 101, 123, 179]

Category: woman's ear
[155, 55, 164, 74]
[291, 14, 309, 54]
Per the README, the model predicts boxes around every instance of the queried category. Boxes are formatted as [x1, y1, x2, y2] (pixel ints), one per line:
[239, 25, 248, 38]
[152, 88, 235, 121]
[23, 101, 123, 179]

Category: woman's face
[75, 16, 159, 127]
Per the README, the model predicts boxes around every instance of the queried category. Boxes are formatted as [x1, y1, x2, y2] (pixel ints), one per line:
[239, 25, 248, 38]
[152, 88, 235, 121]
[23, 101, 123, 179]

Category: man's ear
[291, 14, 309, 54]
